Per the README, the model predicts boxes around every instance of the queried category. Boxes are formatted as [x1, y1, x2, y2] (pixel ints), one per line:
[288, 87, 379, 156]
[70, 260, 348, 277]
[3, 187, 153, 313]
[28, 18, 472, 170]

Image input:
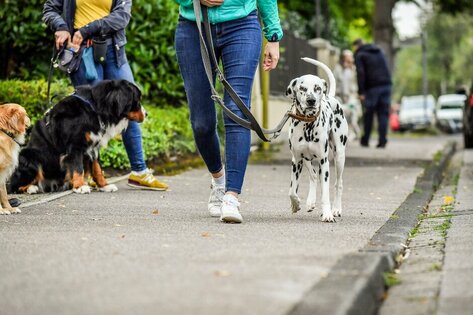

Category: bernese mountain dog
[8, 79, 146, 194]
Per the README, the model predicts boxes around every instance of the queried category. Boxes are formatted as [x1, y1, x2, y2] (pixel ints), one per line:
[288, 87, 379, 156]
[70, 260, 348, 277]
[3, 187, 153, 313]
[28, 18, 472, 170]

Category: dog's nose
[307, 99, 316, 107]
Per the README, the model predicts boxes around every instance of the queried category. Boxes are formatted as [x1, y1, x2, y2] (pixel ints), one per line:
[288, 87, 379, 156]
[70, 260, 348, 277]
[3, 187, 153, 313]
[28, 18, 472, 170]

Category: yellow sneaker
[127, 168, 168, 191]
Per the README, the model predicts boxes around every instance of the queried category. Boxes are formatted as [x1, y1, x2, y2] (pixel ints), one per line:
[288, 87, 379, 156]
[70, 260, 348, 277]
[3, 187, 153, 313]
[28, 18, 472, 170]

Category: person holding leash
[174, 0, 282, 223]
[42, 0, 168, 191]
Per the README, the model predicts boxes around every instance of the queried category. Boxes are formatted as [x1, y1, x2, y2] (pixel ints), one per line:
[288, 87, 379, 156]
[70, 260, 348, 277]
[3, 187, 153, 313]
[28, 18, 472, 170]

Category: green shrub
[0, 0, 186, 107]
[127, 0, 185, 106]
[100, 106, 196, 169]
[0, 79, 73, 123]
[0, 79, 196, 170]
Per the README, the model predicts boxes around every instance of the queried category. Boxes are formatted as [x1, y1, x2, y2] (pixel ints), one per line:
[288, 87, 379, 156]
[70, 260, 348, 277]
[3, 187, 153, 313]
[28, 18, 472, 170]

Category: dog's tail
[301, 57, 336, 98]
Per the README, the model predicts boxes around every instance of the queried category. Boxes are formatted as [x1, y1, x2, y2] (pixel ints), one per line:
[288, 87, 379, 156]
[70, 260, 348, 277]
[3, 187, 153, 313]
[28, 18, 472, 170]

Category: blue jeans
[361, 85, 392, 145]
[70, 45, 146, 172]
[175, 11, 262, 194]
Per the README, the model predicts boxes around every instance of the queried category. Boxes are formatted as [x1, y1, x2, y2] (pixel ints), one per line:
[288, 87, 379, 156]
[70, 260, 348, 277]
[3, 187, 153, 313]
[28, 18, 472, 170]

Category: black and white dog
[286, 58, 348, 222]
[8, 80, 145, 195]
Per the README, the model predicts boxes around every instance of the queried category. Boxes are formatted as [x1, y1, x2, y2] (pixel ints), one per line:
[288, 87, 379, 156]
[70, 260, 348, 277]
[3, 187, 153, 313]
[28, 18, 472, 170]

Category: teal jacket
[175, 0, 283, 42]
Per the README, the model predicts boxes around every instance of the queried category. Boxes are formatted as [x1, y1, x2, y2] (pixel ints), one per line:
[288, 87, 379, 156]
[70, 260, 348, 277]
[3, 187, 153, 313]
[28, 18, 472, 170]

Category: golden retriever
[0, 103, 30, 214]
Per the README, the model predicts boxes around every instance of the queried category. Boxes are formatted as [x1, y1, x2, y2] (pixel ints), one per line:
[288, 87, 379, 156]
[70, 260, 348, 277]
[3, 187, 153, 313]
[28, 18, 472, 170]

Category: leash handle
[193, 0, 288, 142]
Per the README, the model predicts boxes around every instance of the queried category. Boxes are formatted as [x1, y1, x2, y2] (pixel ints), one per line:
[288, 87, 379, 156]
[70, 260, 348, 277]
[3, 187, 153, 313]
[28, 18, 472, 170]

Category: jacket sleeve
[354, 54, 366, 95]
[42, 0, 69, 32]
[174, 0, 193, 8]
[257, 0, 283, 42]
[79, 0, 132, 40]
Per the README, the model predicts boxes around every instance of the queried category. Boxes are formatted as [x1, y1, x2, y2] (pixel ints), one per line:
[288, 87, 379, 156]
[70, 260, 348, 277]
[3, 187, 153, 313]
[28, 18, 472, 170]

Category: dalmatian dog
[286, 58, 349, 222]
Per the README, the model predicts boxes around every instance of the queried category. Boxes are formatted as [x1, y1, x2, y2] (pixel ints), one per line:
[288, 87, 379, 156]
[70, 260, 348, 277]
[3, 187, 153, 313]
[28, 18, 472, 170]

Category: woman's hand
[263, 42, 279, 71]
[200, 0, 224, 7]
[72, 31, 84, 47]
[54, 31, 71, 50]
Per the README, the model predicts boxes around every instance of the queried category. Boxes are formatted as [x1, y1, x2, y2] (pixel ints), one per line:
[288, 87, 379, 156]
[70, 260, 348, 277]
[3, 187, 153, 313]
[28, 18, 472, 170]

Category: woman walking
[174, 0, 283, 223]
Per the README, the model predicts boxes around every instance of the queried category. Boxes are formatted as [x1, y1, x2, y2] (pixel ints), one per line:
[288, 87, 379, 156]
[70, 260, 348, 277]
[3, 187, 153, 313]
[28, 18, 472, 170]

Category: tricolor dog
[286, 58, 348, 222]
[8, 80, 145, 195]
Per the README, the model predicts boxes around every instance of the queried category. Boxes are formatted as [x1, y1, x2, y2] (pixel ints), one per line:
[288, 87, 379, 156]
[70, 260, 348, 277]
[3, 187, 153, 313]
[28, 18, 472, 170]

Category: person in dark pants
[352, 38, 392, 148]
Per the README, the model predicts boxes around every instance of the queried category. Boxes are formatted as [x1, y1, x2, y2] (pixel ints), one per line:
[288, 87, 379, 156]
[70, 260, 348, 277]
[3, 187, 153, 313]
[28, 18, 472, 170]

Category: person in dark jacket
[352, 38, 392, 148]
[42, 0, 168, 190]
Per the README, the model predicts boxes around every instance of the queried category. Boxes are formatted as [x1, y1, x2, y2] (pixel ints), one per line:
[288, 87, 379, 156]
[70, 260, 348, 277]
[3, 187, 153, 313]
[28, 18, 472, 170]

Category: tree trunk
[373, 0, 397, 72]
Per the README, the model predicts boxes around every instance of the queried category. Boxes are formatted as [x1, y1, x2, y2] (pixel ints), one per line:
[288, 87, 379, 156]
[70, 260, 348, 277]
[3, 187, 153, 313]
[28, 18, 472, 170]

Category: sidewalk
[0, 135, 458, 315]
[437, 149, 473, 314]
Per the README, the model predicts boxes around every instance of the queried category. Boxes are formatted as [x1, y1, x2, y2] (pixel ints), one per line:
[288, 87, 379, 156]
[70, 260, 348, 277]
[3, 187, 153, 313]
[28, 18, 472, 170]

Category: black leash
[46, 43, 60, 111]
[192, 0, 290, 142]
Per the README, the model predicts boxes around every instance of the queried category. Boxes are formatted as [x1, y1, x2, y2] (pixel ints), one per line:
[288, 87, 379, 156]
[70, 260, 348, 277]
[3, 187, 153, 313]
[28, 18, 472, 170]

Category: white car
[435, 94, 466, 133]
[399, 95, 435, 131]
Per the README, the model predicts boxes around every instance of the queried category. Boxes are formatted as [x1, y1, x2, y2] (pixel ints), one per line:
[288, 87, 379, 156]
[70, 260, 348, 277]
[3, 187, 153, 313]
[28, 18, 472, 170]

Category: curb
[287, 141, 457, 315]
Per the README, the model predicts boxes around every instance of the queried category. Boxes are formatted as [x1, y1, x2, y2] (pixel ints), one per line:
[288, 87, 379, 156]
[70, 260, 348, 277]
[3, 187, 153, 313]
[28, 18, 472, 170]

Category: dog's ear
[286, 78, 298, 99]
[322, 79, 328, 95]
[0, 105, 29, 134]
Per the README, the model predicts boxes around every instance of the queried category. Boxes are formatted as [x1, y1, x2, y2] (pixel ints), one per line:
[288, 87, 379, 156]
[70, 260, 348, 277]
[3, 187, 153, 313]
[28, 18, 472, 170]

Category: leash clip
[211, 95, 222, 103]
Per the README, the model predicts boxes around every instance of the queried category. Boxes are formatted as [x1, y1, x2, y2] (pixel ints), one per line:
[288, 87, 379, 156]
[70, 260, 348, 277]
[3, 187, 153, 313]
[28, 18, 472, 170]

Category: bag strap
[192, 0, 290, 142]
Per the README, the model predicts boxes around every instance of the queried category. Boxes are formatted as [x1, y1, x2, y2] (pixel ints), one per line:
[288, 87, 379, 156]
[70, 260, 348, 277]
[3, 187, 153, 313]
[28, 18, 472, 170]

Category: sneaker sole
[127, 183, 168, 191]
[209, 211, 221, 218]
[220, 215, 243, 224]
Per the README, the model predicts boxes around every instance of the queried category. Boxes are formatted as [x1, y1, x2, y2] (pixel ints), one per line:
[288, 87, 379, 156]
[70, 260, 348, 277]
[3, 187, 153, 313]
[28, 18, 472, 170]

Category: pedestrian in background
[42, 0, 168, 191]
[174, 0, 283, 223]
[352, 38, 392, 148]
[334, 49, 361, 140]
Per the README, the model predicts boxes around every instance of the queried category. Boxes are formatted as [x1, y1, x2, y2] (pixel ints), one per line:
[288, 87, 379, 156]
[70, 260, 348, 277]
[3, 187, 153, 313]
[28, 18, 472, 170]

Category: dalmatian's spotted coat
[286, 58, 348, 222]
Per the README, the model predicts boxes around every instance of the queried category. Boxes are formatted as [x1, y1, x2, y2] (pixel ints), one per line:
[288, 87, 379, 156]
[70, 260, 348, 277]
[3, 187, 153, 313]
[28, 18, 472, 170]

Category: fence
[269, 31, 318, 95]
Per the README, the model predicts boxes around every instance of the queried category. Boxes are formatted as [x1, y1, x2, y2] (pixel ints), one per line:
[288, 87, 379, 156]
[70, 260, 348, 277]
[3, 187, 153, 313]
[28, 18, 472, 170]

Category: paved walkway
[0, 136, 457, 315]
[437, 149, 473, 315]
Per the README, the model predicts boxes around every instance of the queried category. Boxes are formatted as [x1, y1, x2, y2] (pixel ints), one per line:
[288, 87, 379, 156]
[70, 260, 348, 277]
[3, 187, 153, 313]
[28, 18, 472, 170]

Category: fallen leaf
[121, 234, 125, 239]
[152, 209, 160, 215]
[114, 224, 122, 227]
[214, 270, 230, 277]
[201, 232, 210, 237]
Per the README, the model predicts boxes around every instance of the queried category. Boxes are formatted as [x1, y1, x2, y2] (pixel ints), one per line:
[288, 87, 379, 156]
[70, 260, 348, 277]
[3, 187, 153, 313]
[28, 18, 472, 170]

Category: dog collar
[288, 109, 320, 123]
[0, 128, 22, 146]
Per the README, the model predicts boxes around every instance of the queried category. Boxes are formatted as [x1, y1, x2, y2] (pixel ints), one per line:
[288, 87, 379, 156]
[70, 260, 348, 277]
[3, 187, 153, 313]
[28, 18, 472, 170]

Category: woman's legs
[71, 46, 167, 190]
[175, 19, 223, 175]
[175, 13, 262, 223]
[218, 13, 262, 195]
[102, 47, 146, 172]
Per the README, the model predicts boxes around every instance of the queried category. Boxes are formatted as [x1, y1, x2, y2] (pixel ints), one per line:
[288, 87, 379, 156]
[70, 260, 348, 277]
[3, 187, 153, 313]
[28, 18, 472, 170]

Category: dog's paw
[321, 212, 336, 223]
[27, 185, 39, 194]
[0, 209, 11, 215]
[292, 204, 301, 213]
[73, 185, 91, 194]
[332, 208, 342, 217]
[290, 195, 301, 213]
[9, 207, 21, 214]
[99, 184, 118, 193]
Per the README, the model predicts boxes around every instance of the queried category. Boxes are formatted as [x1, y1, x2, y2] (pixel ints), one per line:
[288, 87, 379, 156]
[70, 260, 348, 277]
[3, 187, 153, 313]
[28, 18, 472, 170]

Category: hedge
[0, 80, 196, 169]
[0, 0, 185, 107]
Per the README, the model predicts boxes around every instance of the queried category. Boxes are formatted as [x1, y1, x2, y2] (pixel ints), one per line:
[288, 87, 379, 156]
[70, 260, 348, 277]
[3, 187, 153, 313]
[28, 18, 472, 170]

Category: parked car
[398, 95, 435, 131]
[464, 87, 473, 148]
[434, 94, 466, 133]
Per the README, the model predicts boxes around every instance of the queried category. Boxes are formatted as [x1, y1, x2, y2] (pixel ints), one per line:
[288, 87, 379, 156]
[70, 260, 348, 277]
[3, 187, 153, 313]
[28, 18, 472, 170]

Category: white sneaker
[208, 184, 225, 217]
[220, 194, 243, 224]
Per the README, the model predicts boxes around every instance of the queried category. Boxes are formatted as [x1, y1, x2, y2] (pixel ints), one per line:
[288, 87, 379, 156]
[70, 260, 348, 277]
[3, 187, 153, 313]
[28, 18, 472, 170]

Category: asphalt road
[0, 135, 459, 315]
